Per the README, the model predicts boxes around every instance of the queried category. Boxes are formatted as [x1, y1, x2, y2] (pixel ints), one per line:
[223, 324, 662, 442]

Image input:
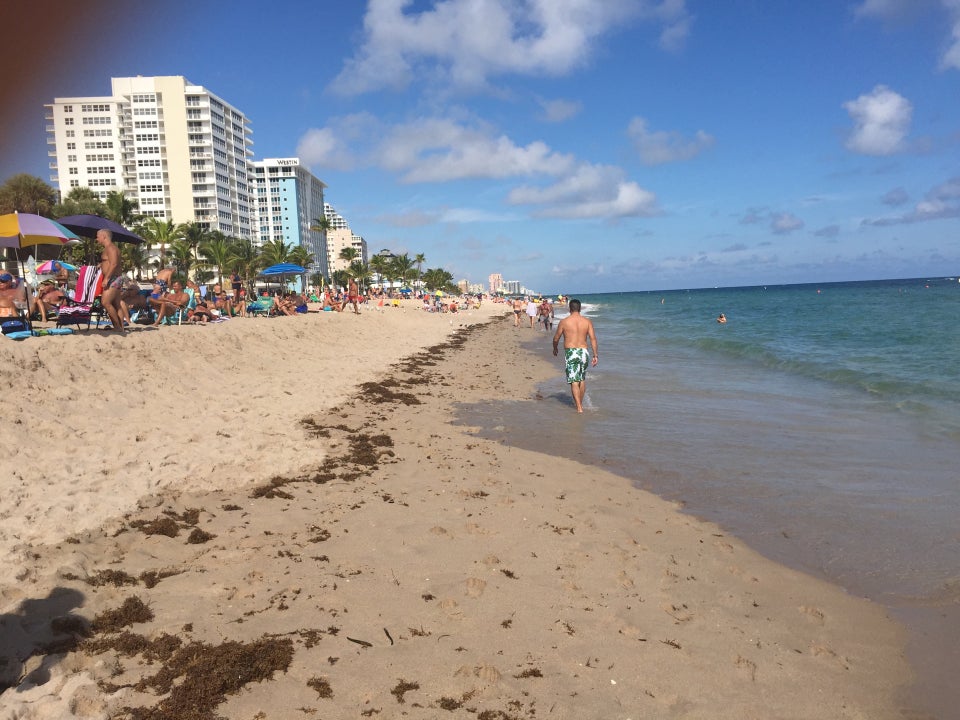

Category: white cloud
[377, 118, 576, 182]
[770, 212, 804, 234]
[943, 10, 960, 70]
[863, 176, 960, 225]
[855, 0, 960, 71]
[536, 97, 582, 122]
[842, 85, 912, 155]
[331, 0, 692, 95]
[508, 163, 659, 218]
[627, 117, 715, 165]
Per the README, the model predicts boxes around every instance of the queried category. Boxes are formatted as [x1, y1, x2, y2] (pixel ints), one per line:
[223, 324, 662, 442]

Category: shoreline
[1, 312, 910, 718]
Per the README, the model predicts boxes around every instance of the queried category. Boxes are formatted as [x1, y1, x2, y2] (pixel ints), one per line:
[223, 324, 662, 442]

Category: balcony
[49, 162, 58, 170]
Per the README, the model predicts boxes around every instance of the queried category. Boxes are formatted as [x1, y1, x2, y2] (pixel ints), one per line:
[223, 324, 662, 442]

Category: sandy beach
[0, 304, 911, 719]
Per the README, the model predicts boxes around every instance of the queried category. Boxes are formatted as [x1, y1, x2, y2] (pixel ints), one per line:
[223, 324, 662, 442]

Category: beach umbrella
[56, 214, 145, 245]
[36, 259, 78, 275]
[260, 263, 307, 293]
[0, 212, 80, 333]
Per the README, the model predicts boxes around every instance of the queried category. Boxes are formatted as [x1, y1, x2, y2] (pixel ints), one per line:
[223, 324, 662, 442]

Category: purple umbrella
[56, 214, 145, 245]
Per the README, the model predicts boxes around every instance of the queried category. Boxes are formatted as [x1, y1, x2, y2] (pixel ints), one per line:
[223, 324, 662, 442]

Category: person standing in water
[552, 298, 598, 413]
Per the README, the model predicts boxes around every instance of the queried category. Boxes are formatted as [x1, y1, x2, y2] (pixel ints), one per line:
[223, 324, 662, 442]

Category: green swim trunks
[564, 347, 589, 383]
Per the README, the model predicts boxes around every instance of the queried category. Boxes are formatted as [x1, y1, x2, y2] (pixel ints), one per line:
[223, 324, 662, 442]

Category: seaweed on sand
[120, 637, 294, 720]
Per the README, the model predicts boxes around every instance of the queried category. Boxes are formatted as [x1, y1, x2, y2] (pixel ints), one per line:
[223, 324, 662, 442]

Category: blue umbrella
[260, 263, 307, 275]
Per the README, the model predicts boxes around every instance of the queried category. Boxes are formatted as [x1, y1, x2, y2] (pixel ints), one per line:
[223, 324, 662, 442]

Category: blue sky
[3, 0, 959, 293]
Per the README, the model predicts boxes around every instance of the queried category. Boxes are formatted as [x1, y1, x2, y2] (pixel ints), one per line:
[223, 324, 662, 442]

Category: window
[81, 103, 111, 112]
[67, 154, 76, 162]
[83, 129, 112, 137]
[65, 130, 75, 138]
[66, 142, 75, 150]
[64, 117, 74, 126]
[85, 154, 115, 162]
[69, 179, 79, 187]
[63, 105, 73, 113]
[134, 133, 159, 142]
[68, 168, 78, 175]
[137, 159, 161, 167]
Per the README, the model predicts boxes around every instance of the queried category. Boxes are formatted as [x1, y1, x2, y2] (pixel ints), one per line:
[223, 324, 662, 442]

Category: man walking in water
[552, 298, 598, 413]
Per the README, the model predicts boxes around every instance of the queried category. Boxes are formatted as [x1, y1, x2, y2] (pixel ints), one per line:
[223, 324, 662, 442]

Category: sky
[2, 0, 959, 293]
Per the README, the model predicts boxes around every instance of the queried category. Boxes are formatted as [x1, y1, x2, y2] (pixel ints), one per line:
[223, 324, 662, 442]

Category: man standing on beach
[552, 299, 598, 413]
[348, 278, 361, 314]
[96, 228, 124, 332]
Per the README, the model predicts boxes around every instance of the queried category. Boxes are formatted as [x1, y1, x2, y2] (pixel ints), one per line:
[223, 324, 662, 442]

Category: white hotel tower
[46, 76, 255, 236]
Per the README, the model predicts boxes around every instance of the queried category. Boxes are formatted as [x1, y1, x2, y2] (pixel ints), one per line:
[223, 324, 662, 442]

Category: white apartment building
[251, 158, 328, 278]
[323, 203, 367, 275]
[46, 76, 254, 236]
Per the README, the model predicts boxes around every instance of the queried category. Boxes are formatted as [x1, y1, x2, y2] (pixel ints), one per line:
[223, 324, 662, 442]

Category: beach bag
[1, 318, 29, 335]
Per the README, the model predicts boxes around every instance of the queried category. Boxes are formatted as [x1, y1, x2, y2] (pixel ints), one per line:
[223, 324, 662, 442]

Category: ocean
[456, 277, 960, 718]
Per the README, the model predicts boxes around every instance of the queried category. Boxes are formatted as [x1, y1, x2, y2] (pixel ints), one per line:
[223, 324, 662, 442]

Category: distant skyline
[2, 1, 958, 293]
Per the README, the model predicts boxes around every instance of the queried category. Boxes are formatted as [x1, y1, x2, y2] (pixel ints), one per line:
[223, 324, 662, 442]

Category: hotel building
[251, 158, 328, 278]
[46, 75, 255, 236]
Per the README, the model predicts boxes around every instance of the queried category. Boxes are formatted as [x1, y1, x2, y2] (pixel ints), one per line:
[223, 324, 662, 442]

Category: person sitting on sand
[322, 288, 342, 312]
[210, 283, 233, 317]
[151, 281, 189, 326]
[31, 281, 65, 322]
[0, 272, 27, 318]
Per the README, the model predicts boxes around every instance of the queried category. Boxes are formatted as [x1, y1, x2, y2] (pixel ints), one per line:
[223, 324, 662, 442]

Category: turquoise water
[458, 277, 960, 716]
[591, 277, 960, 440]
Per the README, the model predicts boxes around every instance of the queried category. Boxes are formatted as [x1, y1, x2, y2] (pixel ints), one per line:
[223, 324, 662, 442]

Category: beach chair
[247, 296, 274, 317]
[56, 265, 104, 330]
[159, 287, 193, 325]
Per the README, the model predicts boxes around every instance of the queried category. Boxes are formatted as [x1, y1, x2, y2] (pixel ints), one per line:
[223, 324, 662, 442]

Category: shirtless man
[552, 298, 598, 414]
[347, 278, 361, 315]
[151, 281, 189, 326]
[96, 229, 124, 331]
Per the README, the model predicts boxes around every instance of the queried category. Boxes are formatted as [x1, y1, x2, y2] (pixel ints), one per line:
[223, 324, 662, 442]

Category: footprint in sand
[482, 554, 500, 566]
[465, 522, 490, 536]
[799, 605, 825, 625]
[734, 654, 757, 681]
[429, 526, 451, 537]
[439, 598, 464, 618]
[465, 577, 487, 597]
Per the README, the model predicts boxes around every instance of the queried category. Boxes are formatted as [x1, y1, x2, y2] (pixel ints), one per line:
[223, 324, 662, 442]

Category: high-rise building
[46, 76, 255, 236]
[323, 203, 367, 275]
[488, 272, 503, 295]
[251, 158, 328, 278]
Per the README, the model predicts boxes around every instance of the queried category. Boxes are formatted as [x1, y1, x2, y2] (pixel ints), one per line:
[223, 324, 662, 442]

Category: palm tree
[227, 238, 262, 295]
[104, 190, 140, 226]
[177, 221, 208, 268]
[348, 259, 372, 292]
[260, 238, 293, 266]
[124, 243, 150, 281]
[391, 253, 416, 289]
[52, 187, 107, 219]
[368, 254, 389, 291]
[338, 246, 359, 264]
[288, 245, 315, 269]
[169, 239, 194, 278]
[414, 252, 426, 289]
[199, 233, 234, 286]
[423, 267, 454, 292]
[139, 217, 177, 272]
[309, 216, 332, 234]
